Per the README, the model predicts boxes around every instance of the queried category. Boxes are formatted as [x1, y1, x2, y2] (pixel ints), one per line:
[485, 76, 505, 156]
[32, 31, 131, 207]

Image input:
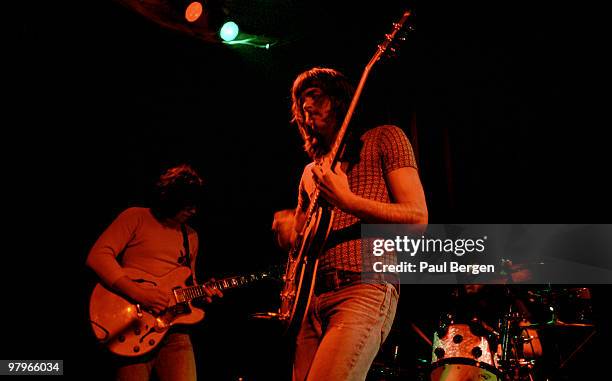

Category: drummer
[447, 284, 535, 336]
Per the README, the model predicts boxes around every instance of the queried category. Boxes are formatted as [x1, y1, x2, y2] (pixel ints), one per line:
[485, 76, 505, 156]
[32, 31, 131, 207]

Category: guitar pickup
[172, 302, 191, 315]
[172, 288, 185, 303]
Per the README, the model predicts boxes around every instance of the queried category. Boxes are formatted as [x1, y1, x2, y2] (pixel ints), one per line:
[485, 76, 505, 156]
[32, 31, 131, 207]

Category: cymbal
[521, 319, 594, 328]
[250, 312, 281, 320]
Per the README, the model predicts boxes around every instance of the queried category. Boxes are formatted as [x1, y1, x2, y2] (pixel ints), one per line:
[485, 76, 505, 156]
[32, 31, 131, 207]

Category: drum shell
[430, 324, 501, 381]
[430, 358, 500, 381]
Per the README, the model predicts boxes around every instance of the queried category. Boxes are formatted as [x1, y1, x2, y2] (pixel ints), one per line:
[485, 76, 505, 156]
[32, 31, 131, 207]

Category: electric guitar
[277, 11, 413, 338]
[89, 266, 277, 357]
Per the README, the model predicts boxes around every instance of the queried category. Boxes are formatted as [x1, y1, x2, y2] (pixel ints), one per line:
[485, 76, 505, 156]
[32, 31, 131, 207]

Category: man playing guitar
[273, 67, 428, 381]
[86, 164, 222, 381]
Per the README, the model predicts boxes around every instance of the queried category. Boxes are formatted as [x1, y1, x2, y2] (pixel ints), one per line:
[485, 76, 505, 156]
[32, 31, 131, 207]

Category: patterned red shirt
[297, 125, 418, 272]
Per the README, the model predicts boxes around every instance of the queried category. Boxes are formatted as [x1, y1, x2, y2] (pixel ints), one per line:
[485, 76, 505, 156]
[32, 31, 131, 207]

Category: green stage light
[220, 21, 239, 42]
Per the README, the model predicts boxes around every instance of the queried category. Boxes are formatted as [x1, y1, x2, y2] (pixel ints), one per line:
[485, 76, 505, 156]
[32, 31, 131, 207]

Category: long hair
[150, 164, 204, 220]
[291, 67, 355, 160]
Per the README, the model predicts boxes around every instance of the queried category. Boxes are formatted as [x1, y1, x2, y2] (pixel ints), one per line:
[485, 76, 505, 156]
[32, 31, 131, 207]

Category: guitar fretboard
[174, 272, 272, 303]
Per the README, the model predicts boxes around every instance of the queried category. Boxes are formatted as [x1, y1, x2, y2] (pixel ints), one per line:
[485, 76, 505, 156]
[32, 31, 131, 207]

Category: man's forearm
[345, 194, 428, 224]
[111, 275, 140, 299]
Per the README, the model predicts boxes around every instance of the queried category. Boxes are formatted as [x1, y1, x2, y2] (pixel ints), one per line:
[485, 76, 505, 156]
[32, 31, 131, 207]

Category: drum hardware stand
[559, 328, 596, 369]
[410, 321, 433, 347]
[499, 302, 539, 381]
[499, 306, 514, 369]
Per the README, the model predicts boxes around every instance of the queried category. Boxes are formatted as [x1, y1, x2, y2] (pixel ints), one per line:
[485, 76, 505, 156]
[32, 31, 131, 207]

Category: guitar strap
[180, 224, 191, 267]
[180, 224, 195, 285]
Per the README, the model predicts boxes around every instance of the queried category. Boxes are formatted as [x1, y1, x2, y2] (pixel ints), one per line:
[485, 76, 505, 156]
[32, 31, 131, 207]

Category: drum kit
[368, 286, 596, 381]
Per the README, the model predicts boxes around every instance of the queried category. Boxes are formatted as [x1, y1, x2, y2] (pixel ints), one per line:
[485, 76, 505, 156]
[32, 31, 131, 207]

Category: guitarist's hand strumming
[113, 275, 170, 314]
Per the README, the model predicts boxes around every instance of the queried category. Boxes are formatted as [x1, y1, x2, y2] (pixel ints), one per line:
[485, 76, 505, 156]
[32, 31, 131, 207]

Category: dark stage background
[8, 0, 610, 379]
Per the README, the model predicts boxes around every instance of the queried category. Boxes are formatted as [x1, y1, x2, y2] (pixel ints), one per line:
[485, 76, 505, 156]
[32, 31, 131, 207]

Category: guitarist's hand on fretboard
[311, 162, 355, 213]
[201, 278, 224, 303]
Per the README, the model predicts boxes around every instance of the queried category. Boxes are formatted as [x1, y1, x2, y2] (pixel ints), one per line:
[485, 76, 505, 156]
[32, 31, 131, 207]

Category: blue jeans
[293, 282, 399, 381]
[114, 332, 196, 381]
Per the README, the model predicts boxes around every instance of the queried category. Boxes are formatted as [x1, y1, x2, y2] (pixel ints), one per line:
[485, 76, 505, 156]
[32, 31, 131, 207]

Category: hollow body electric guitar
[278, 11, 413, 338]
[90, 266, 275, 357]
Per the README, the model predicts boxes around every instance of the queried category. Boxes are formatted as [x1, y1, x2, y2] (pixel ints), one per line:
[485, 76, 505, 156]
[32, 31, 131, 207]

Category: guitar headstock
[370, 10, 414, 66]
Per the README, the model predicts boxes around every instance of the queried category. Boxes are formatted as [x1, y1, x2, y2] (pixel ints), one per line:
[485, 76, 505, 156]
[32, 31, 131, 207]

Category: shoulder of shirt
[118, 206, 149, 219]
[363, 124, 404, 138]
[111, 207, 149, 229]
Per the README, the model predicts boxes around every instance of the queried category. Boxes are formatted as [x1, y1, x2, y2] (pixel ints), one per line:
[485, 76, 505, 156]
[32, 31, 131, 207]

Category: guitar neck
[329, 11, 410, 167]
[174, 272, 272, 303]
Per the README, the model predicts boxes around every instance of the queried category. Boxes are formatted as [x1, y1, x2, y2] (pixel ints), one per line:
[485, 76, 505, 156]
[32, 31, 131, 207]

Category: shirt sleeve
[86, 208, 142, 287]
[378, 125, 418, 174]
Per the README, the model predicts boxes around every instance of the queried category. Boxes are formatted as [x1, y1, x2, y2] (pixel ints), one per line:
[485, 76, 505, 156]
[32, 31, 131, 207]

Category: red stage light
[185, 2, 203, 23]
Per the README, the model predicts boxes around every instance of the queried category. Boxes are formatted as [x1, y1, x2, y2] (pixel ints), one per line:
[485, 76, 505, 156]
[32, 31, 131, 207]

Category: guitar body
[280, 205, 334, 337]
[89, 266, 204, 357]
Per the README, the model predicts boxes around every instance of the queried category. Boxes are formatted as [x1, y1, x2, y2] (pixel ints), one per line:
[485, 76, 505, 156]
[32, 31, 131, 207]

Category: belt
[314, 269, 399, 295]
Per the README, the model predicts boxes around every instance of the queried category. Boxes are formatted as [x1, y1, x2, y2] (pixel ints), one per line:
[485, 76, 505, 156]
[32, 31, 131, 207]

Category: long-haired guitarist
[272, 67, 428, 381]
[86, 164, 222, 381]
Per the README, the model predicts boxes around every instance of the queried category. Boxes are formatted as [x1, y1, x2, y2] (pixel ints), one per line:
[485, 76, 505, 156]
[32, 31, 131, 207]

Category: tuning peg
[381, 48, 399, 62]
[398, 30, 412, 41]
